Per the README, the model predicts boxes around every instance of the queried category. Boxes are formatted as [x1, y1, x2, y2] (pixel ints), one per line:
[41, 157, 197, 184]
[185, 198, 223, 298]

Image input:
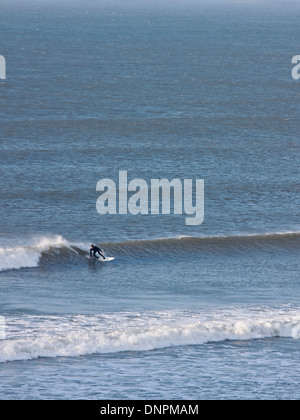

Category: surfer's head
[91, 244, 94, 248]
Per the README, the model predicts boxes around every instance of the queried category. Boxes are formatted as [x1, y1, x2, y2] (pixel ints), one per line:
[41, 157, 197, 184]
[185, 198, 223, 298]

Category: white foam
[0, 235, 69, 272]
[1, 307, 300, 362]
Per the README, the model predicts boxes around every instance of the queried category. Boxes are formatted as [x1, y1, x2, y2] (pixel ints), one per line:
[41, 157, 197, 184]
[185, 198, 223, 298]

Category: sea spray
[0, 235, 70, 272]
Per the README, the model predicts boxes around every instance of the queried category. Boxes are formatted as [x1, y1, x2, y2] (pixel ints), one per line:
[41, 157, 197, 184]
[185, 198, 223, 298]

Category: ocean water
[0, 1, 300, 400]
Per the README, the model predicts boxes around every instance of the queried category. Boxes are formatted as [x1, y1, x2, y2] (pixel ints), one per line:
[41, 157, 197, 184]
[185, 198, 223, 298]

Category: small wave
[103, 230, 300, 256]
[1, 307, 300, 362]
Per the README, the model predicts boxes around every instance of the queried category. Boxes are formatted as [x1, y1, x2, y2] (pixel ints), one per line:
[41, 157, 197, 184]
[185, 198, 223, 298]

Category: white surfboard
[86, 255, 115, 262]
[98, 256, 115, 262]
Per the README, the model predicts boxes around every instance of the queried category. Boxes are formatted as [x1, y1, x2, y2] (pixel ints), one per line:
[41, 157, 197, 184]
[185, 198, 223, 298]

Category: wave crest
[1, 231, 299, 272]
[0, 235, 70, 272]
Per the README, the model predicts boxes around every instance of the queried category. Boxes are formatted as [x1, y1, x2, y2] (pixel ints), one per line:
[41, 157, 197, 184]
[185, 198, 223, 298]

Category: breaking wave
[0, 235, 73, 272]
[0, 231, 299, 272]
[1, 307, 300, 362]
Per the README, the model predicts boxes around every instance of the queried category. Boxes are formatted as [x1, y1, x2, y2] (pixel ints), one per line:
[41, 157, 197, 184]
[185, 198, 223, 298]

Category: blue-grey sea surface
[0, 2, 299, 399]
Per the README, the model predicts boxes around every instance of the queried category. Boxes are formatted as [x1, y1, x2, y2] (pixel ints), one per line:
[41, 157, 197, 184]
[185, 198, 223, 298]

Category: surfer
[90, 244, 105, 260]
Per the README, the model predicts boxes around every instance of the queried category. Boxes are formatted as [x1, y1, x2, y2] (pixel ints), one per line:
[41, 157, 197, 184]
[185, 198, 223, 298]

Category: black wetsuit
[90, 246, 105, 259]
